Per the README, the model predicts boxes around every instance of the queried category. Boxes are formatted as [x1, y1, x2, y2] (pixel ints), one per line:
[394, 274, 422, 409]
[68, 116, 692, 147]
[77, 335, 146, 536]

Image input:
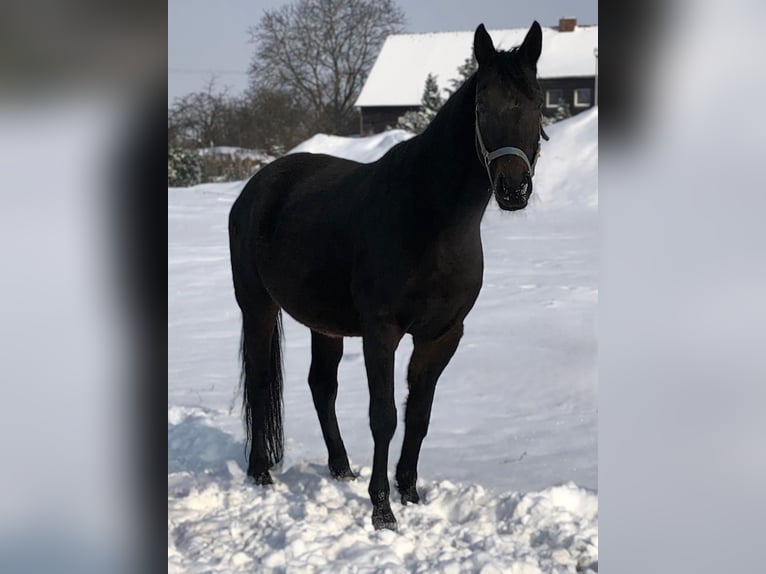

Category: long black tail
[240, 311, 284, 469]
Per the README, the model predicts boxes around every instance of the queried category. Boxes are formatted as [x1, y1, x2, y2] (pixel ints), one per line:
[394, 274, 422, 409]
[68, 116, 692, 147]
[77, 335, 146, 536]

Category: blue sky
[168, 0, 597, 104]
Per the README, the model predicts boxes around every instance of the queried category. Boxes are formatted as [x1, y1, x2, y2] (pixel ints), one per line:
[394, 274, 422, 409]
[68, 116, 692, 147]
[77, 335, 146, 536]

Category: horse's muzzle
[494, 173, 532, 211]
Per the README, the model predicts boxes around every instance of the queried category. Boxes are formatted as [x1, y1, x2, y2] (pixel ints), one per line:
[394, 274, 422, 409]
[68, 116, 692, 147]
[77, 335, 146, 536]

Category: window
[574, 88, 592, 107]
[545, 89, 564, 108]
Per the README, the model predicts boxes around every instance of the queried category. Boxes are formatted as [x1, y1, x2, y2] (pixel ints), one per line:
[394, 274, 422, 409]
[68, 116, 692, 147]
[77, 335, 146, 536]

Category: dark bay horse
[228, 22, 547, 530]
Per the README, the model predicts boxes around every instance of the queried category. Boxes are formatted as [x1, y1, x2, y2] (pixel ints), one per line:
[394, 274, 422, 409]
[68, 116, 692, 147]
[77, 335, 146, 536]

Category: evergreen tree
[448, 54, 478, 95]
[421, 73, 443, 113]
[396, 73, 444, 134]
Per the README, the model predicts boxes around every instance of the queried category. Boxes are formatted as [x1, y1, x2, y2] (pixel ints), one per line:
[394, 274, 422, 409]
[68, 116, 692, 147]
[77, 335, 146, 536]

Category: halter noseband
[474, 105, 550, 191]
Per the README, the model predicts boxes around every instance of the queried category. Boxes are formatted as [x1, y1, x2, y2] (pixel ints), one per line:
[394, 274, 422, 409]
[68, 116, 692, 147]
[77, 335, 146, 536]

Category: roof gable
[356, 25, 598, 108]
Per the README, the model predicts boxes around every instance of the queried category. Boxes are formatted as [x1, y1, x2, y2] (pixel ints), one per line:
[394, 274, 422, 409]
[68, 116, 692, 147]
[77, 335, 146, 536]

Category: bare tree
[168, 76, 230, 148]
[243, 88, 313, 153]
[249, 0, 405, 135]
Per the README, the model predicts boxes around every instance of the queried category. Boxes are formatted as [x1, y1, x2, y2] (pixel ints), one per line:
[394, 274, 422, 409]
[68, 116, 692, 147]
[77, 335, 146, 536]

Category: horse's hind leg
[308, 331, 354, 480]
[238, 298, 284, 485]
[230, 192, 285, 485]
[396, 324, 463, 504]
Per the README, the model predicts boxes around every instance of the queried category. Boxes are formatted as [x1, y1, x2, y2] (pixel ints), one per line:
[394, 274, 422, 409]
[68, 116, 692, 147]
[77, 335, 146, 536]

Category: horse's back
[233, 152, 361, 224]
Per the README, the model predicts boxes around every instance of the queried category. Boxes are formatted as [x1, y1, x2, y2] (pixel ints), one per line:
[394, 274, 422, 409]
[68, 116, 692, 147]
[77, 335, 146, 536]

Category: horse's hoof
[251, 470, 273, 486]
[371, 507, 398, 531]
[330, 465, 357, 481]
[373, 518, 398, 531]
[399, 485, 420, 505]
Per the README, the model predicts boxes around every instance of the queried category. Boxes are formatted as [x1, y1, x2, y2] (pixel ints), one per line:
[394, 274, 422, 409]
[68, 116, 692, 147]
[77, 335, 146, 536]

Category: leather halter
[474, 105, 549, 192]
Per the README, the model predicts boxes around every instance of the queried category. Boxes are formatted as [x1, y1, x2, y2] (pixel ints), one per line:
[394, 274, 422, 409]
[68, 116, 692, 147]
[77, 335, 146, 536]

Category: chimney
[559, 17, 577, 32]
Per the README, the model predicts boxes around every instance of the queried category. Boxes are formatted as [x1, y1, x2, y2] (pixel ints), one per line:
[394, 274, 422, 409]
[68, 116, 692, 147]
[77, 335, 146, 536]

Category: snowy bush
[553, 101, 572, 122]
[198, 149, 272, 183]
[543, 101, 572, 127]
[168, 147, 272, 185]
[395, 110, 428, 133]
[168, 147, 202, 187]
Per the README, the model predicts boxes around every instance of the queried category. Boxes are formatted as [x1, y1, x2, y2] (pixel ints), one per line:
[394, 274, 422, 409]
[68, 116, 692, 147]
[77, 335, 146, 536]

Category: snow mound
[287, 130, 414, 163]
[534, 109, 598, 209]
[168, 410, 597, 574]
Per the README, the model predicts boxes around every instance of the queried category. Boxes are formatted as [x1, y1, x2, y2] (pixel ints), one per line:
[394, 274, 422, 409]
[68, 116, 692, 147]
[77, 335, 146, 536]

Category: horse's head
[474, 22, 546, 211]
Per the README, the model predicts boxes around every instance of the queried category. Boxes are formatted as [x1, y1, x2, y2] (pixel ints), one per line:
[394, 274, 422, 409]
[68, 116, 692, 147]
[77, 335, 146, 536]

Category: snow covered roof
[355, 25, 598, 108]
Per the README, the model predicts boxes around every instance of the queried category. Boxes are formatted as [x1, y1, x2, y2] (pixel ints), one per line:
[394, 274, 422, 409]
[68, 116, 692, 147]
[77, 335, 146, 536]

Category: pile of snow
[168, 409, 597, 574]
[287, 130, 414, 163]
[168, 110, 597, 572]
[533, 108, 598, 209]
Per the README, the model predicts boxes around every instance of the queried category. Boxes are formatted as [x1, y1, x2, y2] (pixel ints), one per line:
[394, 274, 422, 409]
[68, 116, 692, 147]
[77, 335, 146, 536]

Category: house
[355, 18, 598, 134]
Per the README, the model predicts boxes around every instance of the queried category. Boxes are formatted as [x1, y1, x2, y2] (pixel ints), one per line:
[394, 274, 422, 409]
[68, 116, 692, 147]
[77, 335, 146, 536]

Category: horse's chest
[403, 252, 483, 337]
[419, 259, 478, 298]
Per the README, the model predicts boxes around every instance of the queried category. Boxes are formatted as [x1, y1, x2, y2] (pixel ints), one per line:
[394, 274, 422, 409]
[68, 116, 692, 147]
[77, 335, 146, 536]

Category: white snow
[534, 109, 598, 208]
[168, 110, 598, 572]
[168, 432, 597, 574]
[287, 130, 414, 163]
[355, 26, 598, 107]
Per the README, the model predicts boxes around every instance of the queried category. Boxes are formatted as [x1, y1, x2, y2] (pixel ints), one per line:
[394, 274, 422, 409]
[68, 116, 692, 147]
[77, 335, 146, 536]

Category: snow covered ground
[168, 109, 598, 572]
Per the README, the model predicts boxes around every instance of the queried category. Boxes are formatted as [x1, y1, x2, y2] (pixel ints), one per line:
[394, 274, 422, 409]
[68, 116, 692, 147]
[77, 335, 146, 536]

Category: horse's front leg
[396, 324, 463, 504]
[362, 319, 402, 531]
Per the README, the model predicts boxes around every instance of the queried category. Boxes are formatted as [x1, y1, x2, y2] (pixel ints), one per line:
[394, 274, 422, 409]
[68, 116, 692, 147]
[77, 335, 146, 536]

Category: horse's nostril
[496, 174, 532, 203]
[500, 177, 511, 199]
[520, 175, 531, 197]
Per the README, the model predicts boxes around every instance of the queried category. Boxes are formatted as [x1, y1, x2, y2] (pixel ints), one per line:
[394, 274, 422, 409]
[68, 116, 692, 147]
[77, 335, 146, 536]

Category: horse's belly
[262, 263, 362, 337]
[282, 297, 362, 337]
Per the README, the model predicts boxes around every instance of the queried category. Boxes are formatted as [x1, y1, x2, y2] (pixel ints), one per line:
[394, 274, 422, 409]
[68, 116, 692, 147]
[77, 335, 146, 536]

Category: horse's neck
[423, 75, 480, 173]
[406, 74, 491, 222]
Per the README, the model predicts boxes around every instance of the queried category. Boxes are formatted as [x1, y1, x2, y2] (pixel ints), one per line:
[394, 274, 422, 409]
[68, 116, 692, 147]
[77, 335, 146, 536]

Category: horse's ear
[519, 21, 542, 68]
[474, 24, 496, 67]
